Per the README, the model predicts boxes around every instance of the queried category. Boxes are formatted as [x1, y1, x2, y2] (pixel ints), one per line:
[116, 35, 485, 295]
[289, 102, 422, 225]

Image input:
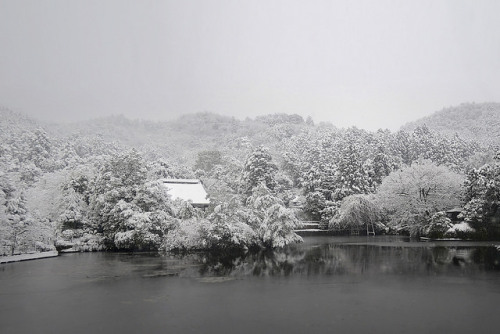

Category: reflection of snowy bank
[165, 239, 500, 278]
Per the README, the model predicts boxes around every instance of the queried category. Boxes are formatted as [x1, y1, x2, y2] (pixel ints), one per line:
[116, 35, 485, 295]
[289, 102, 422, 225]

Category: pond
[1, 236, 500, 334]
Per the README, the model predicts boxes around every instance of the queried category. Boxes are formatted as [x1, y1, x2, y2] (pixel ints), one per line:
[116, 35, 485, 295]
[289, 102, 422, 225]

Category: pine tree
[333, 141, 373, 201]
[241, 145, 278, 195]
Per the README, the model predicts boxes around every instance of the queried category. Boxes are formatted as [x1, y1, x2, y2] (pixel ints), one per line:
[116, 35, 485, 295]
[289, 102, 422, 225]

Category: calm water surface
[1, 236, 500, 334]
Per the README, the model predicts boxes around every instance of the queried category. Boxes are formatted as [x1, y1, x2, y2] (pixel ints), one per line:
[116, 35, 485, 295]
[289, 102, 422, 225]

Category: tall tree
[241, 145, 278, 195]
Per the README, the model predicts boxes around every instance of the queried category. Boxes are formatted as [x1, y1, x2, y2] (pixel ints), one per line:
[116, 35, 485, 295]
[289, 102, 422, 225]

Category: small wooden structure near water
[445, 207, 463, 222]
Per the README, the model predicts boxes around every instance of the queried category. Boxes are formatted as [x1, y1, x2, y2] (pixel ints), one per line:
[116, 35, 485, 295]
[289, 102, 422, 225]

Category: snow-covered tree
[375, 160, 464, 235]
[332, 140, 373, 201]
[205, 203, 256, 250]
[194, 150, 223, 173]
[4, 191, 30, 255]
[88, 150, 174, 250]
[329, 194, 379, 232]
[422, 212, 453, 239]
[460, 154, 500, 238]
[259, 204, 302, 248]
[246, 183, 302, 248]
[241, 145, 278, 195]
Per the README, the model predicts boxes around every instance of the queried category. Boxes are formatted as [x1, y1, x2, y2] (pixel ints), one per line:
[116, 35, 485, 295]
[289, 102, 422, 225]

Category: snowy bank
[446, 222, 475, 235]
[0, 251, 59, 264]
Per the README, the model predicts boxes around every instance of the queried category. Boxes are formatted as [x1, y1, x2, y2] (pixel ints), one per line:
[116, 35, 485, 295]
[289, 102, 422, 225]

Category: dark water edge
[1, 236, 500, 334]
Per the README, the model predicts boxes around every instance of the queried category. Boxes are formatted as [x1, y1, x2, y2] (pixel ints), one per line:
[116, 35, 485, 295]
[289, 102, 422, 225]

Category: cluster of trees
[277, 124, 480, 233]
[165, 145, 301, 252]
[0, 111, 303, 254]
[2, 105, 500, 255]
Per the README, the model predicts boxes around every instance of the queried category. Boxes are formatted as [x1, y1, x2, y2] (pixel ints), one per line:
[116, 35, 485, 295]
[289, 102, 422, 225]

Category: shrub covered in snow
[422, 212, 453, 239]
[164, 202, 257, 252]
[246, 183, 302, 248]
[445, 221, 475, 239]
[163, 218, 211, 252]
[258, 204, 302, 248]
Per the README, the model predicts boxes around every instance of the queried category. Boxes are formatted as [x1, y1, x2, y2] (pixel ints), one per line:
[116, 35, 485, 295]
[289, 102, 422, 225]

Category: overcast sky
[1, 0, 499, 131]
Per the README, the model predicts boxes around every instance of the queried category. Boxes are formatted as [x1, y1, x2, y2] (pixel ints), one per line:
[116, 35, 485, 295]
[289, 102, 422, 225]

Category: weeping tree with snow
[329, 194, 379, 233]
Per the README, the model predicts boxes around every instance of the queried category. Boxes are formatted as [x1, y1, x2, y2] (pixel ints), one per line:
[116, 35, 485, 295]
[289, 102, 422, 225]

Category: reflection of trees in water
[472, 247, 500, 270]
[186, 244, 500, 277]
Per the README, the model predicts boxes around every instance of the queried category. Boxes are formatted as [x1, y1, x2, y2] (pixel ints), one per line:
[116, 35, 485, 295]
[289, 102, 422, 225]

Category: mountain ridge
[401, 102, 500, 146]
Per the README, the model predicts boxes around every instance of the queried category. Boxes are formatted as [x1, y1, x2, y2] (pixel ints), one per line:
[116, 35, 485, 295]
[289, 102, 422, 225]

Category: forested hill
[43, 112, 316, 165]
[1, 106, 492, 170]
[401, 102, 500, 147]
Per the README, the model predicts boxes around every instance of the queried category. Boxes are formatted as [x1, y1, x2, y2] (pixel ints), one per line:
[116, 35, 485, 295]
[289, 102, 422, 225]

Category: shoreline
[0, 250, 59, 264]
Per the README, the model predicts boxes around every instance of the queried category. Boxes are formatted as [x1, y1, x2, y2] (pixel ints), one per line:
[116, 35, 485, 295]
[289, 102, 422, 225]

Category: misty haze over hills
[3, 101, 496, 143]
[2, 101, 498, 174]
[402, 102, 500, 146]
[3, 102, 499, 153]
[2, 102, 499, 164]
[43, 101, 500, 148]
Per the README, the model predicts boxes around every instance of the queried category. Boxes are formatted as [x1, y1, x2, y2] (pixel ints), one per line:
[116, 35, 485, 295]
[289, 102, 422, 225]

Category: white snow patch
[446, 222, 475, 234]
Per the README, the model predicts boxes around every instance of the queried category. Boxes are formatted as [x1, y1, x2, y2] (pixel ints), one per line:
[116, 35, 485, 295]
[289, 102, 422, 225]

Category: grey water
[1, 236, 500, 334]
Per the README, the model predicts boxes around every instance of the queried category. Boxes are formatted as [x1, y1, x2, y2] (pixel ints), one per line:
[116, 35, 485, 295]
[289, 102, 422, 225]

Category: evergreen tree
[333, 141, 373, 201]
[241, 145, 278, 195]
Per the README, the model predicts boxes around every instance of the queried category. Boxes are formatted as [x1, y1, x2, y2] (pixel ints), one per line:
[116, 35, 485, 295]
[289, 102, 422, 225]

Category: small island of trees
[1, 106, 500, 256]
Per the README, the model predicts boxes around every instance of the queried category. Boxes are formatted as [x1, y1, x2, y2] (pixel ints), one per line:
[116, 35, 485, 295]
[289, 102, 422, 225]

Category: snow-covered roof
[161, 179, 210, 207]
[446, 207, 463, 213]
[161, 179, 201, 184]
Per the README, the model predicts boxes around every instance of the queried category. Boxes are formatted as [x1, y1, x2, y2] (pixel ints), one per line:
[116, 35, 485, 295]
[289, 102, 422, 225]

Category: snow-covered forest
[1, 104, 500, 256]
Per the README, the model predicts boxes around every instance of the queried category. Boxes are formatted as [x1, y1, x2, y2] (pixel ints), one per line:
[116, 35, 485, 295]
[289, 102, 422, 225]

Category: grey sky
[1, 0, 499, 131]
